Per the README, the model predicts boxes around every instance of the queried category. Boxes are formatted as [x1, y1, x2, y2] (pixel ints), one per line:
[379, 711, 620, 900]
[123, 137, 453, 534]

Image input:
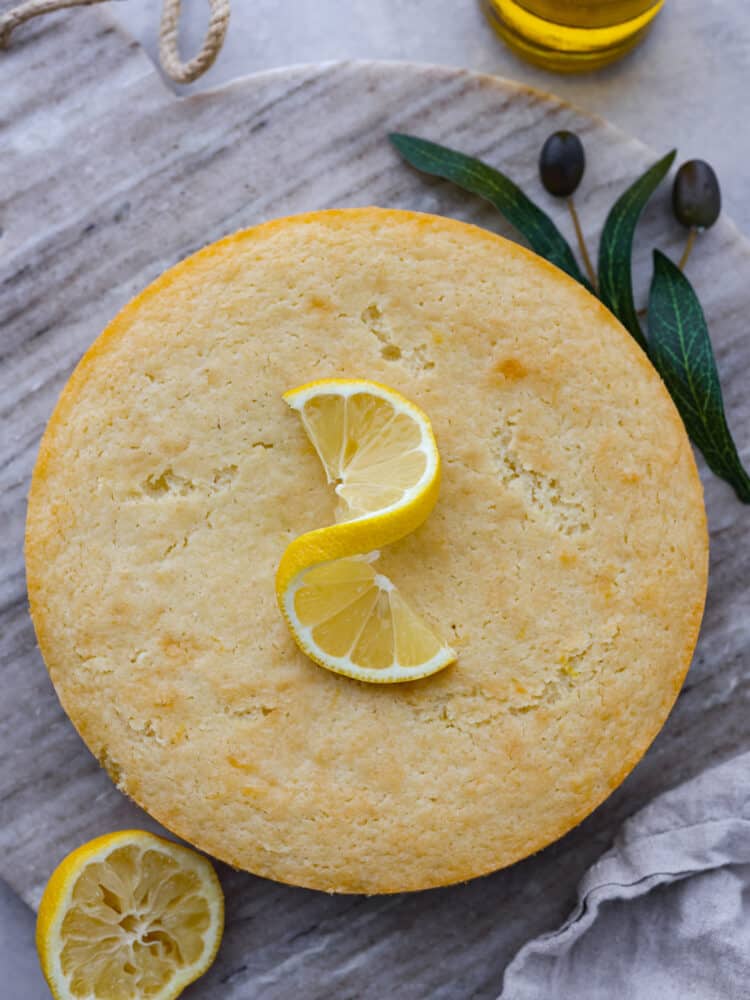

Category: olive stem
[567, 197, 597, 289]
[678, 226, 698, 270]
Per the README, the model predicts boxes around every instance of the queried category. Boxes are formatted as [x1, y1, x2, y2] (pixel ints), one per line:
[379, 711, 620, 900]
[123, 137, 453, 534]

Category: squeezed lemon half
[276, 379, 456, 683]
[36, 830, 224, 1000]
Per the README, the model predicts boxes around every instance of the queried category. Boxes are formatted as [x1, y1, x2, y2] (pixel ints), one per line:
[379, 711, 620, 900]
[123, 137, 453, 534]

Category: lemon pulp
[36, 831, 223, 1000]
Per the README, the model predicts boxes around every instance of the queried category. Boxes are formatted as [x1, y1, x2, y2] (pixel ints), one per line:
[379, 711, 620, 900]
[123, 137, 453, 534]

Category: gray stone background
[1, 0, 748, 995]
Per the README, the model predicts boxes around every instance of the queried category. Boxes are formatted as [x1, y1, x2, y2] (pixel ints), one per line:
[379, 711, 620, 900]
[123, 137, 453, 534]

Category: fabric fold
[500, 751, 750, 1000]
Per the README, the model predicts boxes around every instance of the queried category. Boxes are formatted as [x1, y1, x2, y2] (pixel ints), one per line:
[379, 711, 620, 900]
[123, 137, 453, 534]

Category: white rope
[159, 0, 230, 84]
[0, 0, 231, 85]
[0, 0, 109, 49]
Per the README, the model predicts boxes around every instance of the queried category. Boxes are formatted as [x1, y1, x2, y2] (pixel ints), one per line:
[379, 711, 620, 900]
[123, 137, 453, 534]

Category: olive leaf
[648, 250, 750, 502]
[598, 150, 676, 352]
[388, 131, 748, 504]
[389, 133, 592, 291]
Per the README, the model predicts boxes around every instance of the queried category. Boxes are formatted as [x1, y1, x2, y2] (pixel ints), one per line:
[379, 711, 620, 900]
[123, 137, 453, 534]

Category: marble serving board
[1, 9, 748, 999]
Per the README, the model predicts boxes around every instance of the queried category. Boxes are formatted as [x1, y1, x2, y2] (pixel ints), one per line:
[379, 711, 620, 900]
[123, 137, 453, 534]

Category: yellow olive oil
[482, 0, 665, 72]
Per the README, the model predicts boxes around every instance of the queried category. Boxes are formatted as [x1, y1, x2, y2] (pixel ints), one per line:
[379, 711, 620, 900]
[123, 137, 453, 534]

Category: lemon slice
[36, 830, 224, 1000]
[286, 378, 439, 522]
[276, 379, 455, 683]
[286, 554, 456, 682]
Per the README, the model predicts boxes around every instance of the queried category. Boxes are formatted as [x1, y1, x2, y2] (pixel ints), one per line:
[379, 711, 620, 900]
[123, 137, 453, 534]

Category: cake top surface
[26, 208, 707, 892]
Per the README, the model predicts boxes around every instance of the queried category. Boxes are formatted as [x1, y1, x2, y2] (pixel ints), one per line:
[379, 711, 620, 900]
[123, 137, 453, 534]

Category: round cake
[26, 208, 708, 893]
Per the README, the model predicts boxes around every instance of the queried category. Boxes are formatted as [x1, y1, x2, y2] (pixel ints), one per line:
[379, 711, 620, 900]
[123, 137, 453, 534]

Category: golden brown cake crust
[26, 209, 708, 893]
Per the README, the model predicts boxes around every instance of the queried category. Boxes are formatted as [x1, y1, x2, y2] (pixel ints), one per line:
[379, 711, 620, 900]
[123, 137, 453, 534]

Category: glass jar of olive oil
[482, 0, 665, 72]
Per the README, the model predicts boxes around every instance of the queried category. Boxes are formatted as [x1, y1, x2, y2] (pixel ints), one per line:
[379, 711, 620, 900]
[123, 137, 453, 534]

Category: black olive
[539, 131, 585, 198]
[672, 160, 721, 229]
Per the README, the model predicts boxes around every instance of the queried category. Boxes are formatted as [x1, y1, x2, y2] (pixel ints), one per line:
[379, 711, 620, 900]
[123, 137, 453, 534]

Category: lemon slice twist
[276, 379, 456, 683]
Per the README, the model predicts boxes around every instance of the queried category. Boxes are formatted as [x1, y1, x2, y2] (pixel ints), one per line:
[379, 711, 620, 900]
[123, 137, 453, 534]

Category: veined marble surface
[112, 0, 750, 233]
[1, 6, 748, 999]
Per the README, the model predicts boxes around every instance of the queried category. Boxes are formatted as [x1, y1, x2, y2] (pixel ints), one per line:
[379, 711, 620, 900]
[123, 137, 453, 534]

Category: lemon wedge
[36, 830, 224, 1000]
[276, 379, 455, 683]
